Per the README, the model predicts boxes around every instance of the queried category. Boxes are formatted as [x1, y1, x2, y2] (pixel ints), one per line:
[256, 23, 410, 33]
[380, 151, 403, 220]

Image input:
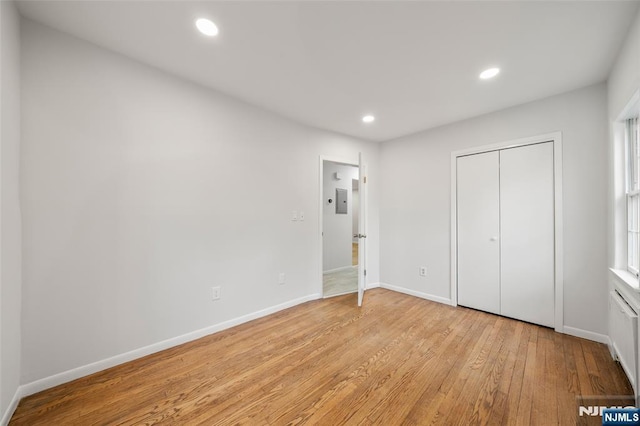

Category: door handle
[357, 234, 367, 239]
[490, 237, 498, 241]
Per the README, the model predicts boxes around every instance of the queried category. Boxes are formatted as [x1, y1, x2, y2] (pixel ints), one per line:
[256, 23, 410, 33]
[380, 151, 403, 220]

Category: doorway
[322, 160, 359, 297]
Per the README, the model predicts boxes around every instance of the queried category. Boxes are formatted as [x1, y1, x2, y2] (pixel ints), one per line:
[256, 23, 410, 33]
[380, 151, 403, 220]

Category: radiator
[610, 290, 638, 393]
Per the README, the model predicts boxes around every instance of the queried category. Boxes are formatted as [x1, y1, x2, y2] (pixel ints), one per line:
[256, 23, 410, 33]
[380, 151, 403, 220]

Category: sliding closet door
[457, 152, 501, 315]
[499, 142, 555, 327]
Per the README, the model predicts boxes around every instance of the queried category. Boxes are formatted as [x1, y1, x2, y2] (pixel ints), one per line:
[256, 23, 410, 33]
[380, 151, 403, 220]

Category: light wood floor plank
[10, 289, 632, 425]
[400, 308, 487, 425]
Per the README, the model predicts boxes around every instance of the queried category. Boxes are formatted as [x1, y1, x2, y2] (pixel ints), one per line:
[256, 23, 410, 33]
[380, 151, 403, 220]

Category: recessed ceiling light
[479, 67, 500, 80]
[362, 115, 375, 123]
[196, 18, 219, 37]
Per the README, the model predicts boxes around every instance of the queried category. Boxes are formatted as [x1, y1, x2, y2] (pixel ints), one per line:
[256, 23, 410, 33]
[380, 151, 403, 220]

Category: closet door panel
[457, 152, 501, 315]
[499, 142, 555, 327]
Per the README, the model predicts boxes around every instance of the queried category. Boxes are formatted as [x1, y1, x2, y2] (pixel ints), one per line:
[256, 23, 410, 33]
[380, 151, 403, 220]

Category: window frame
[626, 116, 640, 277]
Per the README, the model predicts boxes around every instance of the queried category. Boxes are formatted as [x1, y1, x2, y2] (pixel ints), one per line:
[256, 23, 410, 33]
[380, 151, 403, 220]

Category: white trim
[612, 91, 640, 291]
[450, 153, 458, 306]
[563, 326, 610, 345]
[617, 89, 640, 122]
[366, 282, 381, 290]
[611, 268, 640, 294]
[16, 293, 321, 399]
[380, 282, 454, 306]
[2, 285, 608, 426]
[554, 137, 564, 334]
[451, 132, 562, 157]
[1, 389, 22, 426]
[450, 132, 564, 332]
[357, 155, 367, 307]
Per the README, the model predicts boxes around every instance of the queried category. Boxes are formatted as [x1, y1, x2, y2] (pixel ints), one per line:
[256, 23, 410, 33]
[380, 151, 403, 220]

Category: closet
[457, 141, 555, 328]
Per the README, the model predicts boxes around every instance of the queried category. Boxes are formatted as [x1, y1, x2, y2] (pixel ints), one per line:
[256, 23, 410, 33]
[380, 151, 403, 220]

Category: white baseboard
[376, 285, 610, 345]
[5, 286, 610, 425]
[379, 282, 453, 306]
[563, 326, 610, 345]
[17, 293, 322, 401]
[323, 265, 356, 274]
[366, 282, 381, 290]
[1, 388, 23, 426]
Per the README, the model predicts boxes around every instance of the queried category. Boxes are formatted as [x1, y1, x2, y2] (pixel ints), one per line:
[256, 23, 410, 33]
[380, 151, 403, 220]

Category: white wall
[0, 0, 22, 421]
[20, 20, 380, 385]
[609, 8, 640, 123]
[16, 2, 635, 403]
[380, 83, 609, 337]
[322, 162, 358, 272]
[608, 7, 640, 270]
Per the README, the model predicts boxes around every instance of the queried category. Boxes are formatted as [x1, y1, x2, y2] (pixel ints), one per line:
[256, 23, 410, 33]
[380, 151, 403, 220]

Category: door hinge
[364, 269, 367, 276]
[363, 176, 367, 184]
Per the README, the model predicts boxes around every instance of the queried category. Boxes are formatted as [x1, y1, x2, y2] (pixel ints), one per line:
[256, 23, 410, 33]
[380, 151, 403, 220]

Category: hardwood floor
[323, 267, 357, 297]
[352, 242, 358, 265]
[10, 289, 632, 425]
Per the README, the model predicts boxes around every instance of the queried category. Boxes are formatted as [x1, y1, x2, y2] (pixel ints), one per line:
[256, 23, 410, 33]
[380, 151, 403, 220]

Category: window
[627, 117, 640, 276]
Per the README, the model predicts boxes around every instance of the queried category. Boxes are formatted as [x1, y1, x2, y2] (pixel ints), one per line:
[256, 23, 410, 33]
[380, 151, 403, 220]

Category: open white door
[357, 153, 367, 307]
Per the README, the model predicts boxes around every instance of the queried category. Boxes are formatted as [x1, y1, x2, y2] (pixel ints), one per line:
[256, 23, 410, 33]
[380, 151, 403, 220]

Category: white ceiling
[16, 1, 640, 142]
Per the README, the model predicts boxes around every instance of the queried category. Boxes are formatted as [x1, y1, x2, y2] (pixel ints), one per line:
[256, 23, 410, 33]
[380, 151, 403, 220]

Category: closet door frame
[450, 132, 564, 333]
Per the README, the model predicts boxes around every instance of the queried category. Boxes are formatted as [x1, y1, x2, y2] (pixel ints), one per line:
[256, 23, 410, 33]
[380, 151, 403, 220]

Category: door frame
[450, 132, 564, 333]
[318, 155, 361, 298]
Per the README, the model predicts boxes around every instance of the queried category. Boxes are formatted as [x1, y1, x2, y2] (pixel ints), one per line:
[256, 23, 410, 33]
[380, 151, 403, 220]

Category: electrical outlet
[212, 286, 221, 300]
[299, 211, 305, 221]
[419, 267, 427, 277]
[291, 210, 298, 221]
[279, 272, 286, 285]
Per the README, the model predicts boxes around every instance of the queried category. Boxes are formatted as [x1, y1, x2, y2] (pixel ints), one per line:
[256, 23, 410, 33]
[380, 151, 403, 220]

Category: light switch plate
[212, 286, 221, 300]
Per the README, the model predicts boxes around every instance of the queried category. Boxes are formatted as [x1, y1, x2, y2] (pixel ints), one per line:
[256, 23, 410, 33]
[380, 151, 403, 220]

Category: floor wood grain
[10, 289, 632, 425]
[352, 242, 358, 266]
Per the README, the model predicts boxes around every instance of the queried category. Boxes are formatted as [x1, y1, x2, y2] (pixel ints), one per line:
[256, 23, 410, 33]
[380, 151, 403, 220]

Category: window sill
[610, 268, 640, 292]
